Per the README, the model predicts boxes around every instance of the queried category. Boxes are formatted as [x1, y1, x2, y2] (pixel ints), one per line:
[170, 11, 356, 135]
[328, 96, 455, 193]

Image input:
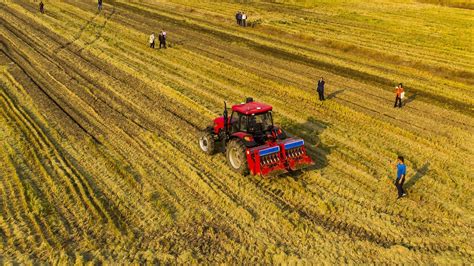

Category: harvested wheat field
[0, 0, 473, 263]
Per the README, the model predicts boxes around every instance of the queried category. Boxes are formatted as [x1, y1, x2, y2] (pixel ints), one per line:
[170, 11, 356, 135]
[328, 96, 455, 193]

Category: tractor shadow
[405, 162, 430, 190]
[277, 116, 331, 178]
[327, 89, 346, 100]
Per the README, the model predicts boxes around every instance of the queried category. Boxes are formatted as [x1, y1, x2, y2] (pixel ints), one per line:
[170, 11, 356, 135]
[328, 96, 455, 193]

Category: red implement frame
[246, 138, 314, 176]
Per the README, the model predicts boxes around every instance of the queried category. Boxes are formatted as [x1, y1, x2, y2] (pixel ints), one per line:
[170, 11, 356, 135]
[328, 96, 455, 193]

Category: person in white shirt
[149, 33, 155, 48]
[242, 13, 247, 27]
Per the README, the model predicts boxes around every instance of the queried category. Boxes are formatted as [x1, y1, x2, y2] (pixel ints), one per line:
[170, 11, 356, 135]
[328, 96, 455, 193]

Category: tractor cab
[229, 101, 279, 145]
[230, 110, 273, 134]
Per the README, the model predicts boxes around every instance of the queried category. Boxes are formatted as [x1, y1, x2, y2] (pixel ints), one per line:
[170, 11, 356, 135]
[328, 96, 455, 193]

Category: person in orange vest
[394, 83, 404, 108]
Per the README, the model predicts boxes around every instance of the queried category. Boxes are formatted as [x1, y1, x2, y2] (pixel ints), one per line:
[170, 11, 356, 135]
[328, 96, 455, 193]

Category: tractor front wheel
[226, 139, 249, 175]
[199, 131, 216, 155]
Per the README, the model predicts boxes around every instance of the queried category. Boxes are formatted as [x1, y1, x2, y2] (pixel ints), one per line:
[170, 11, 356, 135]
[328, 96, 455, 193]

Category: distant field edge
[416, 0, 474, 9]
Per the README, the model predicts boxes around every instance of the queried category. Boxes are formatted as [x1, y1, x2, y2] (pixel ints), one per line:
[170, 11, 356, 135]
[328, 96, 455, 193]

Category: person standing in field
[98, 0, 103, 12]
[235, 11, 241, 25]
[149, 32, 155, 49]
[317, 77, 325, 101]
[237, 11, 242, 26]
[393, 156, 407, 199]
[159, 30, 167, 49]
[39, 1, 44, 14]
[394, 83, 404, 108]
[242, 12, 247, 27]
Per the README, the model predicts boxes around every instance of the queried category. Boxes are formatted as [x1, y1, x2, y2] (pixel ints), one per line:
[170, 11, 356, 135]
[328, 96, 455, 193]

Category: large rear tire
[226, 139, 249, 175]
[199, 131, 215, 155]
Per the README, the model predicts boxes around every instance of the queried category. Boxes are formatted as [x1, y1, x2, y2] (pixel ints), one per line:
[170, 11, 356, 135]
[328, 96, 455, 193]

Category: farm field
[0, 0, 473, 263]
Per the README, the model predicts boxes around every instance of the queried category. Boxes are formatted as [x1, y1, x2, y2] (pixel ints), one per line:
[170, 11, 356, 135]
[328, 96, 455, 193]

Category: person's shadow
[405, 162, 430, 190]
[404, 92, 418, 106]
[327, 89, 346, 100]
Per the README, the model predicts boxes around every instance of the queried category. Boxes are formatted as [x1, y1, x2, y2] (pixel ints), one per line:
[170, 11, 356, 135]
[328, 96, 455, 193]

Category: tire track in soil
[0, 81, 115, 235]
[0, 155, 36, 258]
[259, 167, 469, 255]
[0, 46, 121, 231]
[0, 41, 103, 145]
[0, 36, 129, 234]
[0, 48, 154, 242]
[0, 73, 103, 238]
[78, 7, 116, 53]
[2, 5, 204, 134]
[1, 6, 218, 229]
[52, 8, 100, 53]
[0, 92, 76, 239]
[1, 12, 146, 150]
[2, 8, 260, 248]
[2, 151, 57, 255]
[250, 177, 424, 252]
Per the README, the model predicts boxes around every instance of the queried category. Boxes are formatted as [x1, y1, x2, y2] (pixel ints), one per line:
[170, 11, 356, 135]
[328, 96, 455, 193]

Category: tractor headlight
[244, 135, 253, 142]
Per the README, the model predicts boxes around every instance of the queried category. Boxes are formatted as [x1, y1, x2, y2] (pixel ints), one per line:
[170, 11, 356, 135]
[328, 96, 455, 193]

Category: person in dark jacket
[235, 11, 241, 25]
[39, 1, 44, 14]
[393, 156, 407, 199]
[317, 77, 325, 101]
[237, 12, 242, 26]
[98, 0, 103, 12]
[159, 31, 167, 49]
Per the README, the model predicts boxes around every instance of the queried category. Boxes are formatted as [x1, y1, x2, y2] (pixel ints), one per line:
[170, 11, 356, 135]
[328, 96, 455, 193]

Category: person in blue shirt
[394, 156, 407, 199]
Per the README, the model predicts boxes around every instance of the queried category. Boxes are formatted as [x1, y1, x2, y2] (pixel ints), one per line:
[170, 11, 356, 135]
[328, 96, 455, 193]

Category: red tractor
[199, 98, 314, 176]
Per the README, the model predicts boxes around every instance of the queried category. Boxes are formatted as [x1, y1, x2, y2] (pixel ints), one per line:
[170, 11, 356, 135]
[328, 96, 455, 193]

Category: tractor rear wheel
[199, 131, 216, 155]
[226, 139, 249, 175]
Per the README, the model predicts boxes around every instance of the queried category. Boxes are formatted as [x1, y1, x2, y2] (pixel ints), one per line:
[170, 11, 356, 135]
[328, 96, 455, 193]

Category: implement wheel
[199, 131, 216, 155]
[226, 139, 249, 175]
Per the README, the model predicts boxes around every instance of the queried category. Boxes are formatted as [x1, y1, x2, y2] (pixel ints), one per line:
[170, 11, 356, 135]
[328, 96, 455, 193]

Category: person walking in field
[98, 0, 103, 12]
[393, 156, 407, 199]
[317, 77, 325, 101]
[39, 1, 44, 14]
[394, 83, 404, 108]
[149, 32, 155, 48]
[237, 11, 242, 26]
[242, 12, 247, 27]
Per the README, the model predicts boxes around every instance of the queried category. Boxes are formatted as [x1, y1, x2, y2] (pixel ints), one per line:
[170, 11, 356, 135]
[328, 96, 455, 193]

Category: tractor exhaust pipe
[223, 101, 229, 152]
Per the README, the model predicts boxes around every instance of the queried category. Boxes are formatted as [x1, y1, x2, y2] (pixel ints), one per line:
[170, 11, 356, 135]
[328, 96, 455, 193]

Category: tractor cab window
[248, 112, 273, 133]
[230, 112, 249, 132]
[230, 112, 239, 132]
[240, 115, 248, 132]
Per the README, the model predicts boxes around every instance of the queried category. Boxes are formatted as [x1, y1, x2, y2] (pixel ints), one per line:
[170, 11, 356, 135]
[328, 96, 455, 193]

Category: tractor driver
[240, 115, 249, 132]
[248, 115, 258, 133]
[248, 114, 272, 134]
